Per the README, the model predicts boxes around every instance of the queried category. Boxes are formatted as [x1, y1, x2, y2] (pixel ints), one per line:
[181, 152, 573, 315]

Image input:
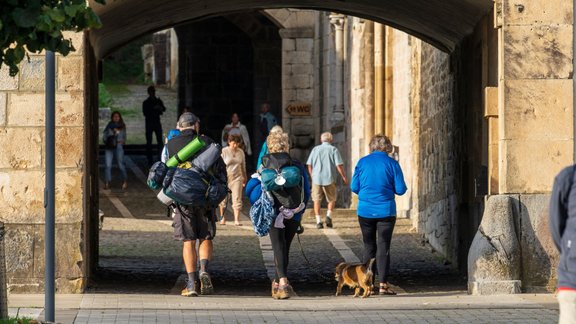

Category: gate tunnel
[84, 0, 496, 296]
[88, 0, 493, 57]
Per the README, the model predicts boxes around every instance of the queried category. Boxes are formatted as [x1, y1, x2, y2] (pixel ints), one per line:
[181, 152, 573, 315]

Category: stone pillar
[279, 27, 315, 163]
[384, 26, 394, 138]
[329, 14, 346, 127]
[348, 18, 374, 158]
[485, 87, 499, 194]
[0, 31, 87, 293]
[468, 0, 572, 294]
[170, 29, 179, 89]
[374, 23, 385, 135]
[363, 22, 375, 155]
[498, 0, 573, 194]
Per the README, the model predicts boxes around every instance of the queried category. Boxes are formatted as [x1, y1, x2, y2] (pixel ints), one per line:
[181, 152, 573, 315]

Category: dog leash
[296, 233, 334, 281]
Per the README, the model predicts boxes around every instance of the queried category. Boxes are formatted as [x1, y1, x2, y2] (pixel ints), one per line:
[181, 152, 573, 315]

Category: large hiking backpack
[148, 140, 229, 207]
[260, 152, 303, 209]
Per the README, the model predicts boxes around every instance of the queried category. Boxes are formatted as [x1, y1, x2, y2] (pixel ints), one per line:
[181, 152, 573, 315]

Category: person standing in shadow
[143, 85, 166, 165]
[102, 111, 127, 190]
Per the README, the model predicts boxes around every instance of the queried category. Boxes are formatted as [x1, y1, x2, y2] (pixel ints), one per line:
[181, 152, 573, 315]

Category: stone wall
[413, 41, 458, 262]
[0, 32, 86, 293]
[391, 30, 414, 218]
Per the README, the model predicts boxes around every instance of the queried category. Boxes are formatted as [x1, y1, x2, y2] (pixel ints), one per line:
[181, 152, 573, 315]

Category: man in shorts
[167, 112, 226, 297]
[306, 132, 347, 229]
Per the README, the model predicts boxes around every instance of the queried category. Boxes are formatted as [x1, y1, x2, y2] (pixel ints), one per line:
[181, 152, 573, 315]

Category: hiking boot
[199, 272, 214, 295]
[276, 284, 293, 299]
[325, 217, 333, 228]
[316, 222, 324, 229]
[271, 280, 280, 299]
[181, 279, 198, 297]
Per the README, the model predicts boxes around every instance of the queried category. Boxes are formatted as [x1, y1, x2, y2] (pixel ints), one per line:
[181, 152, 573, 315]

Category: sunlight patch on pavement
[99, 180, 135, 219]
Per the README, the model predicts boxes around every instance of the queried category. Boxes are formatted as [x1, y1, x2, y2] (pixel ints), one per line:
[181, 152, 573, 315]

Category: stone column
[468, 0, 572, 294]
[384, 26, 394, 138]
[363, 22, 375, 155]
[329, 14, 346, 127]
[374, 23, 385, 135]
[279, 27, 316, 163]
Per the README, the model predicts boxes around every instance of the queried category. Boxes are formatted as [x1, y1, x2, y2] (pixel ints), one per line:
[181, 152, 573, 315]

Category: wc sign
[286, 102, 312, 116]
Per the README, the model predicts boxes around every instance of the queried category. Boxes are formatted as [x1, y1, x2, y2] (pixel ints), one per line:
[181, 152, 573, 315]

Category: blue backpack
[260, 153, 303, 209]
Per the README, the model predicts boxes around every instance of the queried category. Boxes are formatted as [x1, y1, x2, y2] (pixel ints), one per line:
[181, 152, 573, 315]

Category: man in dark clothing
[143, 85, 166, 165]
[549, 165, 576, 323]
[166, 112, 226, 297]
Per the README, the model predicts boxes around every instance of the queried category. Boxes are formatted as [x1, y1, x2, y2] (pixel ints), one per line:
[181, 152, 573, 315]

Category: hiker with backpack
[245, 130, 310, 299]
[165, 112, 227, 297]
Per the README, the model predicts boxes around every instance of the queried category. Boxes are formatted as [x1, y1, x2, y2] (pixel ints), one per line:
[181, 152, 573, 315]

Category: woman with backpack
[246, 131, 310, 299]
[102, 111, 127, 190]
[219, 134, 247, 226]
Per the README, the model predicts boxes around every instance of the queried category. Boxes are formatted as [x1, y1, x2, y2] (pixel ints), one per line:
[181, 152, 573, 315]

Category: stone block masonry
[0, 37, 86, 292]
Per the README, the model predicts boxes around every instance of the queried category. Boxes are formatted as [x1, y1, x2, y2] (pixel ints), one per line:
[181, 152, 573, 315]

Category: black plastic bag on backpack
[147, 161, 168, 190]
[163, 167, 228, 207]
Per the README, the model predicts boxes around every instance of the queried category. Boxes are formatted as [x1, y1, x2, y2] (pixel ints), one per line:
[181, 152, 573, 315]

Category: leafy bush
[0, 0, 106, 76]
[98, 83, 112, 108]
[102, 35, 151, 84]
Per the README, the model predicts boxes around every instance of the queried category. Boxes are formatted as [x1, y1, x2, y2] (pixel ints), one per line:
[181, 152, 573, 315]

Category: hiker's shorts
[312, 183, 337, 203]
[173, 205, 216, 241]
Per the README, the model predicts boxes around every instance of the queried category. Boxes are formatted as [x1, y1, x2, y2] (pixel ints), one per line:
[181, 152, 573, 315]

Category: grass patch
[114, 106, 140, 118]
[1, 317, 36, 324]
[104, 83, 131, 96]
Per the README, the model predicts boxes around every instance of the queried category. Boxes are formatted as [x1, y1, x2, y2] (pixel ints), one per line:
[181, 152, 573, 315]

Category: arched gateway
[0, 0, 571, 295]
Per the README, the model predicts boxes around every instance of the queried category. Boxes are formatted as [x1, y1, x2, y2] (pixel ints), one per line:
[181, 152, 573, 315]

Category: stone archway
[1, 0, 571, 294]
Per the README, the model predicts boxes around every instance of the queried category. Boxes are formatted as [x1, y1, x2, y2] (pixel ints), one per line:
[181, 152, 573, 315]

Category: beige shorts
[312, 183, 337, 203]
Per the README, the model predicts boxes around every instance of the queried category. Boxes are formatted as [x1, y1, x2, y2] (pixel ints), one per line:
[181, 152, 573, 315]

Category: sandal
[379, 284, 397, 295]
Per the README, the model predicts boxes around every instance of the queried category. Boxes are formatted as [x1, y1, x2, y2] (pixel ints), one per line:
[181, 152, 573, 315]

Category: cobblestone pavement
[80, 155, 561, 323]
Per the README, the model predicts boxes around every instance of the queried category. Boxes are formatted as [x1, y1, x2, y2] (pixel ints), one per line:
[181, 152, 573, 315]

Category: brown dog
[334, 258, 375, 298]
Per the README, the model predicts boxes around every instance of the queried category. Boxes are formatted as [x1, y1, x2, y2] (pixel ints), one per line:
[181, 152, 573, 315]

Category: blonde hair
[369, 134, 393, 153]
[269, 125, 283, 135]
[267, 132, 289, 153]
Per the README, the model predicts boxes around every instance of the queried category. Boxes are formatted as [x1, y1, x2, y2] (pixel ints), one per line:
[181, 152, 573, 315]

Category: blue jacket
[549, 165, 576, 289]
[256, 142, 268, 170]
[351, 151, 407, 218]
[246, 161, 310, 222]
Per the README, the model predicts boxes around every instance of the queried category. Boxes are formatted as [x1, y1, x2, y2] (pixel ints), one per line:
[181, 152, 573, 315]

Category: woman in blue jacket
[246, 131, 310, 300]
[102, 111, 127, 190]
[351, 134, 407, 295]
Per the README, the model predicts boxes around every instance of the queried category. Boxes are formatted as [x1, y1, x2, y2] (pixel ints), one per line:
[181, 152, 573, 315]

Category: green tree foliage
[0, 0, 106, 76]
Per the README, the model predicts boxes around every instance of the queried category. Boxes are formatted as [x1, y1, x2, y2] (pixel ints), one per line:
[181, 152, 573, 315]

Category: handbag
[249, 187, 275, 237]
[105, 134, 117, 149]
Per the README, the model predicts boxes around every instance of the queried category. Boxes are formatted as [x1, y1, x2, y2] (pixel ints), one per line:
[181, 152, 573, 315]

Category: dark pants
[358, 216, 396, 284]
[268, 218, 299, 280]
[145, 121, 163, 164]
